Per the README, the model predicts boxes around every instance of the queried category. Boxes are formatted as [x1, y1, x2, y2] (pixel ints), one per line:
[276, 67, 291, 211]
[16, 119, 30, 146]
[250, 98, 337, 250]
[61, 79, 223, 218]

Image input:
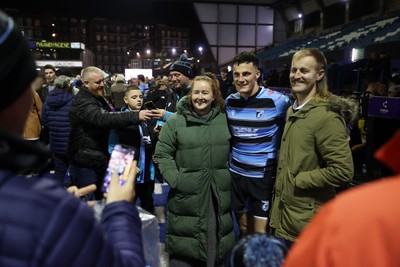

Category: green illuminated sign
[36, 42, 71, 48]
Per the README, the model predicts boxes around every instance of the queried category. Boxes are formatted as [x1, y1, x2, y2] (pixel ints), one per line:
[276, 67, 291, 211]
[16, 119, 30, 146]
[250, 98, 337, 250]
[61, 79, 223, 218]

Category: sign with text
[29, 41, 85, 50]
[368, 96, 400, 120]
[35, 60, 83, 68]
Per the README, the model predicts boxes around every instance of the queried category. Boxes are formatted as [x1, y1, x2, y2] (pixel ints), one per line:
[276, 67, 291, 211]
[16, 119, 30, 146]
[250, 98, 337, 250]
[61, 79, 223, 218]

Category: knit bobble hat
[230, 234, 287, 267]
[54, 75, 71, 89]
[170, 53, 194, 78]
[115, 74, 125, 82]
[0, 10, 37, 111]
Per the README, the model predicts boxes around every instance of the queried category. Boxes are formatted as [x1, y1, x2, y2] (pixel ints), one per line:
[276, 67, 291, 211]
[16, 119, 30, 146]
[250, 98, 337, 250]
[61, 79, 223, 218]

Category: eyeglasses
[85, 79, 104, 85]
[93, 79, 104, 85]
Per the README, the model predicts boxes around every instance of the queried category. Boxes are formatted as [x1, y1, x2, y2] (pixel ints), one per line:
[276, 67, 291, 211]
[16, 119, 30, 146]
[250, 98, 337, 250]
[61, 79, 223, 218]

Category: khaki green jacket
[270, 96, 357, 241]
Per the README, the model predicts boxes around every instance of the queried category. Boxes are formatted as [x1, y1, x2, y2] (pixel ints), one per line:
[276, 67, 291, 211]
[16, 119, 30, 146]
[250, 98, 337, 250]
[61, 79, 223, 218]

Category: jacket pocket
[280, 194, 314, 237]
[176, 168, 202, 195]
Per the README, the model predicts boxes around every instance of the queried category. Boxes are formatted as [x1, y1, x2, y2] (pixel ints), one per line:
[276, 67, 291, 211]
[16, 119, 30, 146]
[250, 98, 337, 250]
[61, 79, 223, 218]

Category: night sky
[1, 1, 194, 25]
[0, 1, 207, 49]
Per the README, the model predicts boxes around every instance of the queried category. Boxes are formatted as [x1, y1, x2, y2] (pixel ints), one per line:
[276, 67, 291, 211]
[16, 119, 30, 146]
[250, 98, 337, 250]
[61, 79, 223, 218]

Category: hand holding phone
[102, 144, 136, 193]
[106, 159, 138, 204]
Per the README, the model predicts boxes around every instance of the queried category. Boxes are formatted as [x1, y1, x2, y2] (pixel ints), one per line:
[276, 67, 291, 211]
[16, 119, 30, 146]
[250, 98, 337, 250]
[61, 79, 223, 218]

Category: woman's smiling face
[191, 80, 214, 116]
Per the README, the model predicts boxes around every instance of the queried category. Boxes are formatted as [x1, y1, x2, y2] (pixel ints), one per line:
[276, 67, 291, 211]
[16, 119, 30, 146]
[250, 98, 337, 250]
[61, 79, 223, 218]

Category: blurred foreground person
[229, 233, 287, 267]
[284, 130, 400, 267]
[0, 10, 145, 267]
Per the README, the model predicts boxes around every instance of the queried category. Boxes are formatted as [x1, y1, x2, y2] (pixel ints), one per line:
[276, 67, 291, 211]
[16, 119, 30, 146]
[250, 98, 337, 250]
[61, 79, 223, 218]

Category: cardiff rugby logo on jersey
[232, 127, 259, 137]
[256, 110, 264, 119]
[261, 200, 270, 212]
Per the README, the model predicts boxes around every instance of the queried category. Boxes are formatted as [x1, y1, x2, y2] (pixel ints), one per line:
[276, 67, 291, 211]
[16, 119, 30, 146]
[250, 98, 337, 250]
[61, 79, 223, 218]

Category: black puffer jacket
[68, 87, 140, 168]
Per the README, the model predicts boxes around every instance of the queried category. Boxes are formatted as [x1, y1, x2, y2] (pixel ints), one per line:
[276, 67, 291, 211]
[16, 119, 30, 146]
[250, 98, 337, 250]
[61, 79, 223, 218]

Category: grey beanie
[54, 75, 71, 89]
[170, 53, 194, 78]
[0, 10, 37, 111]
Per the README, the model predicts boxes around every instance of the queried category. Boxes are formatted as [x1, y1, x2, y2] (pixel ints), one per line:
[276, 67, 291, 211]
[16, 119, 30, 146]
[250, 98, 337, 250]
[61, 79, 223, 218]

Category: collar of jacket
[288, 99, 326, 119]
[81, 86, 104, 100]
[176, 96, 221, 123]
[288, 96, 358, 124]
[80, 86, 112, 110]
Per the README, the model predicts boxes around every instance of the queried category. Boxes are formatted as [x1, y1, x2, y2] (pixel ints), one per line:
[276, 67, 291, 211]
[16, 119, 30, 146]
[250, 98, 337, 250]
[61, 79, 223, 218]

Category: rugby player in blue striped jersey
[226, 52, 291, 237]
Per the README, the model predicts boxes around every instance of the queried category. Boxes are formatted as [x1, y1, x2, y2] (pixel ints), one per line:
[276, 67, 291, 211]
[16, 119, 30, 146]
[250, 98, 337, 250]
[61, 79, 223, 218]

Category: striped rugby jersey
[226, 87, 291, 178]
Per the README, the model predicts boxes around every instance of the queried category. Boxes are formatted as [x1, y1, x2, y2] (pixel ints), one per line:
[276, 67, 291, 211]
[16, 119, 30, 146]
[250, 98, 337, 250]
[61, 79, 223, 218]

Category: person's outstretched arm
[34, 161, 145, 267]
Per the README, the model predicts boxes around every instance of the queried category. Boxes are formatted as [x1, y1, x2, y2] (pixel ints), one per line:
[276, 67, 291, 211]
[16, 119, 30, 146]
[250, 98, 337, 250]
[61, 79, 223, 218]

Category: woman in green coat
[155, 73, 234, 266]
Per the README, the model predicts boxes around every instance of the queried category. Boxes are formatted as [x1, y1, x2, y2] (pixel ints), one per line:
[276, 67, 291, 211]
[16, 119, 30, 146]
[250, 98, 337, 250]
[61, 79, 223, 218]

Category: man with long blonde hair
[269, 48, 358, 248]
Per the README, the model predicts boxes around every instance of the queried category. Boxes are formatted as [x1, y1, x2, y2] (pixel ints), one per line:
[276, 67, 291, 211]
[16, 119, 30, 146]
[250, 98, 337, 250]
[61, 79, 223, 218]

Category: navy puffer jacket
[0, 130, 145, 266]
[42, 89, 75, 154]
[0, 172, 145, 266]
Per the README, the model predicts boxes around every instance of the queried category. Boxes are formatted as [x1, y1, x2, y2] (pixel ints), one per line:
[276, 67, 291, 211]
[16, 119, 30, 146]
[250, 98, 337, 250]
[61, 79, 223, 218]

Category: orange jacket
[284, 131, 400, 267]
[23, 90, 42, 140]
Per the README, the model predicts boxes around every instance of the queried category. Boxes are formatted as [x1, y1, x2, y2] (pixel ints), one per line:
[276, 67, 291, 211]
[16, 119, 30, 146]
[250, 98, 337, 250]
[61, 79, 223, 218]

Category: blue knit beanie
[230, 233, 287, 267]
[170, 53, 194, 78]
[0, 10, 37, 111]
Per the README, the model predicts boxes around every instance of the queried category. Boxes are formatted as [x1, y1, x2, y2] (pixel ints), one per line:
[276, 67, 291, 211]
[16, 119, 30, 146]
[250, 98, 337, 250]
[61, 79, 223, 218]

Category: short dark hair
[44, 64, 56, 73]
[233, 52, 259, 69]
[137, 74, 145, 82]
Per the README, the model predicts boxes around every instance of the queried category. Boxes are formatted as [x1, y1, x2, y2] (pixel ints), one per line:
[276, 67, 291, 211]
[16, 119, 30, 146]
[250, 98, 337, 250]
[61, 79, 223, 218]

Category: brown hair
[124, 85, 141, 96]
[366, 82, 386, 96]
[190, 72, 225, 111]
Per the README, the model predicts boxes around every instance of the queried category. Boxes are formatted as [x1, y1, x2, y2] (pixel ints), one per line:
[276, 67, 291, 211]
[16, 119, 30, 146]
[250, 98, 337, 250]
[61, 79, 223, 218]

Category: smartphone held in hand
[144, 101, 157, 110]
[102, 144, 135, 193]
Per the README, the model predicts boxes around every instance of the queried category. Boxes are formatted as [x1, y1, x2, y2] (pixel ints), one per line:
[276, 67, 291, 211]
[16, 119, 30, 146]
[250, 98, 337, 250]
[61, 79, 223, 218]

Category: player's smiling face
[233, 62, 260, 97]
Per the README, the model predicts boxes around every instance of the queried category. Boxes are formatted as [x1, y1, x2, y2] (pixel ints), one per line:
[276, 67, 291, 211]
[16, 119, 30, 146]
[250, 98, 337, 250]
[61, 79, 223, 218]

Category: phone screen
[102, 144, 135, 193]
[144, 101, 157, 110]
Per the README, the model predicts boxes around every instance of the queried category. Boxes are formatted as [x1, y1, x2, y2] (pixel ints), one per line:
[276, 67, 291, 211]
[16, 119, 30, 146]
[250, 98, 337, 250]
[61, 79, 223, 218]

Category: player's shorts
[231, 169, 276, 218]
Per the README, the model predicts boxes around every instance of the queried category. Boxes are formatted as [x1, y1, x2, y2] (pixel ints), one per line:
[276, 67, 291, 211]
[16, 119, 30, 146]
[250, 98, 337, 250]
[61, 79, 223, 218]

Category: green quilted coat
[154, 96, 234, 261]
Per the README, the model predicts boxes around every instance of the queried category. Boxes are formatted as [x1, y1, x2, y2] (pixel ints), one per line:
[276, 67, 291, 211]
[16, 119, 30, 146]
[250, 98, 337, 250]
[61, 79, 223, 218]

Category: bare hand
[151, 109, 167, 120]
[153, 125, 162, 137]
[139, 109, 155, 121]
[105, 160, 138, 204]
[67, 184, 97, 198]
[152, 155, 158, 164]
[67, 184, 97, 206]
